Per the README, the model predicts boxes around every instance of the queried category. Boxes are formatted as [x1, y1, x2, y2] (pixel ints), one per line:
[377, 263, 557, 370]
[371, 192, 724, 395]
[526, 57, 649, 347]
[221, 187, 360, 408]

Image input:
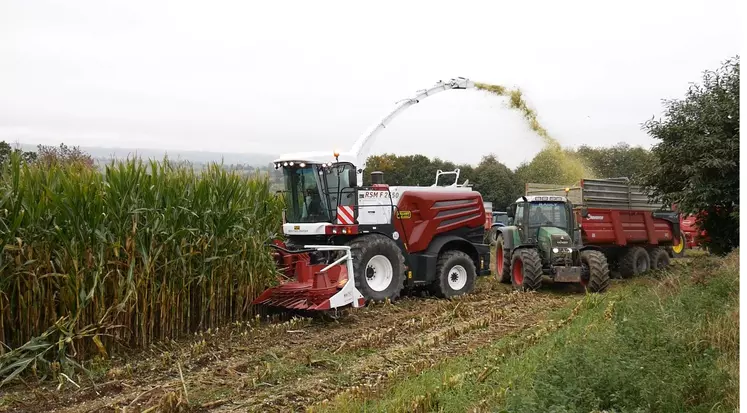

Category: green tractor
[494, 195, 610, 292]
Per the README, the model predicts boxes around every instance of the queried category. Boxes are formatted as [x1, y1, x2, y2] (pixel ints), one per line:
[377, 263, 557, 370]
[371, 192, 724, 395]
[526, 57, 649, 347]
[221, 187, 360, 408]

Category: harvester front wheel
[619, 246, 650, 278]
[349, 235, 406, 302]
[432, 250, 476, 298]
[495, 234, 511, 284]
[580, 250, 610, 293]
[511, 248, 543, 291]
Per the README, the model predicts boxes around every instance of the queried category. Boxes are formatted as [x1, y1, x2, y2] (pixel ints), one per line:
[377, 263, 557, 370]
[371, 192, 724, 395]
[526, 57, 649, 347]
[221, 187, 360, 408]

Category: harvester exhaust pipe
[371, 171, 385, 185]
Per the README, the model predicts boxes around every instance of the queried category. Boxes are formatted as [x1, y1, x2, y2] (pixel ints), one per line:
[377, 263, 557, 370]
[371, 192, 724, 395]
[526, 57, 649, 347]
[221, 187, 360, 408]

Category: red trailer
[526, 178, 684, 278]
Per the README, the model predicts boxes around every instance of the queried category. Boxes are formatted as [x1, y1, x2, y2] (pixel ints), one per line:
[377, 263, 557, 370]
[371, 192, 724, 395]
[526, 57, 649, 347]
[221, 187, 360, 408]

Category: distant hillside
[15, 143, 277, 167]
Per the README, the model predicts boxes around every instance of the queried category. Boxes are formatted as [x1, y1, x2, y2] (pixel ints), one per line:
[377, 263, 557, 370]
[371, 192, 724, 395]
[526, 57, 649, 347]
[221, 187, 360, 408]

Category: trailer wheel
[580, 250, 610, 293]
[670, 233, 686, 258]
[511, 248, 543, 291]
[619, 247, 650, 278]
[649, 247, 671, 270]
[348, 234, 406, 302]
[495, 234, 511, 284]
[432, 250, 477, 298]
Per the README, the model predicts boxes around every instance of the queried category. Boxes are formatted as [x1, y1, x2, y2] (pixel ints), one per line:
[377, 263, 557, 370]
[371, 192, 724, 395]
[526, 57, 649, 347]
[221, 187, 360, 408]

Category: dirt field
[0, 274, 578, 413]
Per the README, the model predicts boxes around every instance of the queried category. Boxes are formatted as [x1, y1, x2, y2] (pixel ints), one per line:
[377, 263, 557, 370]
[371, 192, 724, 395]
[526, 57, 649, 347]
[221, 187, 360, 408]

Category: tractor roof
[517, 195, 569, 203]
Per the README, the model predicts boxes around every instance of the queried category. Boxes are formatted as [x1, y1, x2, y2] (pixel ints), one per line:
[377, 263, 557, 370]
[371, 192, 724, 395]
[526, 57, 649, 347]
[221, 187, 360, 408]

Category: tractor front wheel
[495, 234, 511, 284]
[432, 250, 477, 298]
[580, 250, 610, 293]
[348, 234, 406, 302]
[511, 248, 543, 291]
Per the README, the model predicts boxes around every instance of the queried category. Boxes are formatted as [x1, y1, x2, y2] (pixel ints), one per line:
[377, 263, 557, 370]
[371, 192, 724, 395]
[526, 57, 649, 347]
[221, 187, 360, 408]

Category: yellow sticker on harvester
[397, 211, 412, 219]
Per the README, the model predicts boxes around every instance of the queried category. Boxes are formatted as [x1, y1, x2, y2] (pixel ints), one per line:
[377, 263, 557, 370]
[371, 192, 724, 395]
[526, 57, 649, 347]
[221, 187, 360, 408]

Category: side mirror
[507, 205, 515, 218]
[580, 207, 589, 218]
[348, 169, 358, 187]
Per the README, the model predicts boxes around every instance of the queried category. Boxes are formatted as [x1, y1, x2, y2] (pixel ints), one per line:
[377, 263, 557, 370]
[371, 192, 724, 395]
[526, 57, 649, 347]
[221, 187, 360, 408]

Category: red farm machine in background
[524, 178, 684, 278]
[253, 78, 492, 314]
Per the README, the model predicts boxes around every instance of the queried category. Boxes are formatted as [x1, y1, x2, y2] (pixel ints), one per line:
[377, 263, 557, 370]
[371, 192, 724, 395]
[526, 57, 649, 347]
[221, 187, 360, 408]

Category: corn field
[0, 153, 283, 374]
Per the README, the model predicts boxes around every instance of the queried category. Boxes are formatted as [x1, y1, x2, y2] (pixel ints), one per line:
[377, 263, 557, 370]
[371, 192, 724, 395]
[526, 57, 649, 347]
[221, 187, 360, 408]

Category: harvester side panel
[393, 191, 486, 253]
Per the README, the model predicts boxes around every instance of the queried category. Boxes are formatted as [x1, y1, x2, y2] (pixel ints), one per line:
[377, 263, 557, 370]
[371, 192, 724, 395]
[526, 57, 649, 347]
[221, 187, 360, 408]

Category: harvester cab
[253, 77, 493, 314]
[494, 195, 610, 293]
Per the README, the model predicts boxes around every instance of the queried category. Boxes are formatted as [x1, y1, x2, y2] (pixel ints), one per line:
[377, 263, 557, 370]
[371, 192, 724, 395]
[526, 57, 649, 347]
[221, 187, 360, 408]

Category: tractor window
[514, 203, 525, 226]
[283, 166, 329, 223]
[528, 202, 568, 228]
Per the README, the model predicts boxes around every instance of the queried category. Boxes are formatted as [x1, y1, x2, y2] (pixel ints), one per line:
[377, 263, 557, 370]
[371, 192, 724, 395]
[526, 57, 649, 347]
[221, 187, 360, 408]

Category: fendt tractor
[494, 194, 612, 293]
[253, 78, 492, 313]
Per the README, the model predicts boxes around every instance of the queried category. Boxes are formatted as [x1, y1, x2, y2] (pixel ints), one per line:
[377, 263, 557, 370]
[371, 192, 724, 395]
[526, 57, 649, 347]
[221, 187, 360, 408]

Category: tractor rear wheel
[495, 234, 511, 284]
[348, 234, 406, 302]
[619, 246, 650, 278]
[649, 247, 671, 270]
[511, 248, 543, 291]
[432, 250, 476, 298]
[580, 250, 610, 293]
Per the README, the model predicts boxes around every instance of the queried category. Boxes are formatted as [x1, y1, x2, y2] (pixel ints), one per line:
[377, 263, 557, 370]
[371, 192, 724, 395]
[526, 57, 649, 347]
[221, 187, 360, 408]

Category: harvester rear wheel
[511, 248, 543, 291]
[348, 234, 405, 302]
[580, 250, 610, 293]
[495, 234, 511, 284]
[619, 246, 650, 278]
[649, 247, 671, 270]
[432, 250, 476, 298]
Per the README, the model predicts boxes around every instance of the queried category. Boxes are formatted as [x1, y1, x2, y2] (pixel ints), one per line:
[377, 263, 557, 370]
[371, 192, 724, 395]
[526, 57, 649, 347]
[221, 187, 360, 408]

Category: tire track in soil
[215, 289, 566, 412]
[4, 281, 572, 413]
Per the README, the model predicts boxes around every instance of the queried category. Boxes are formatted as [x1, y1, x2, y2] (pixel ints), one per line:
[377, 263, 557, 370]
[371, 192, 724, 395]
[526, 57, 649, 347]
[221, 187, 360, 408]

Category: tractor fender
[579, 245, 603, 252]
[497, 226, 518, 250]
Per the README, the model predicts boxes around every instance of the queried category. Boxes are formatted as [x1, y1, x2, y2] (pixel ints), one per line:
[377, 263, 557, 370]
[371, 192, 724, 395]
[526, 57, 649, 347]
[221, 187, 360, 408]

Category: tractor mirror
[580, 207, 589, 218]
[348, 169, 357, 187]
[506, 205, 515, 218]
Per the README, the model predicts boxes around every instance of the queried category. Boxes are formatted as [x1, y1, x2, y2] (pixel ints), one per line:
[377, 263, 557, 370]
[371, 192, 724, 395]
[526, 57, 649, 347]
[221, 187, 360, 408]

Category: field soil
[0, 275, 575, 412]
[1, 250, 735, 413]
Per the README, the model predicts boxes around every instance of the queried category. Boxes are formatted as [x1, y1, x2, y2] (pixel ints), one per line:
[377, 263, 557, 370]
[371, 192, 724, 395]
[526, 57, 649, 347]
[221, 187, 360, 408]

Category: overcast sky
[0, 0, 741, 168]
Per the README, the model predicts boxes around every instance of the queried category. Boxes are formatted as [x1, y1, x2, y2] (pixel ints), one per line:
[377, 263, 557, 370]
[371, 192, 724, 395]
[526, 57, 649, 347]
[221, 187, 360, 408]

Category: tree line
[364, 142, 655, 211]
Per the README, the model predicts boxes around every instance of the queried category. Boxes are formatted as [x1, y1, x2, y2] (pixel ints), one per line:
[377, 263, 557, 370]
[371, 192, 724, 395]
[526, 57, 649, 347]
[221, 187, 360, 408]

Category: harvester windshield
[282, 163, 356, 223]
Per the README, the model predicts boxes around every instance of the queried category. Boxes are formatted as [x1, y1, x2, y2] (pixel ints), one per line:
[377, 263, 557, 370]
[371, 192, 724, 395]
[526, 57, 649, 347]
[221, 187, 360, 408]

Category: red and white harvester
[253, 78, 492, 312]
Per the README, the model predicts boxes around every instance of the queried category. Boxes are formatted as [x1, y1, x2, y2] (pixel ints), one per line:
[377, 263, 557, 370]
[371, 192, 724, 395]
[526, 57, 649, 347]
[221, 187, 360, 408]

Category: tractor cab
[507, 195, 580, 249]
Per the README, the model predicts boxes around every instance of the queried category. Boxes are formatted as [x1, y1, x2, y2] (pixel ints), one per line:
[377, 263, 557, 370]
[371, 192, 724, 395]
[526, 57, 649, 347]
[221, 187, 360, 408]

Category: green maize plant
[0, 152, 284, 383]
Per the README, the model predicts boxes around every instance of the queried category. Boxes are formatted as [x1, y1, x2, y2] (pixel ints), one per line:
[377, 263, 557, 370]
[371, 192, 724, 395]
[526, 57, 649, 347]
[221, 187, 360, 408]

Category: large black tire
[649, 247, 671, 270]
[580, 250, 610, 293]
[348, 234, 406, 302]
[510, 248, 543, 291]
[495, 234, 511, 284]
[618, 246, 650, 278]
[431, 250, 477, 298]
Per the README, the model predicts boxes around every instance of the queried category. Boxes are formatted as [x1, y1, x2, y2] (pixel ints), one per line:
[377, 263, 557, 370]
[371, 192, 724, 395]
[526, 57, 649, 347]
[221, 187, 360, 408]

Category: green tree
[0, 141, 37, 166]
[514, 147, 589, 186]
[642, 56, 739, 255]
[576, 142, 655, 181]
[472, 154, 522, 210]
